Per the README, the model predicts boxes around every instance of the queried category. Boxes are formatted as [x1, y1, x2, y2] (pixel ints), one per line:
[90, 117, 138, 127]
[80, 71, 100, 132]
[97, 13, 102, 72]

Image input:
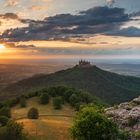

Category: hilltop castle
[77, 60, 92, 68]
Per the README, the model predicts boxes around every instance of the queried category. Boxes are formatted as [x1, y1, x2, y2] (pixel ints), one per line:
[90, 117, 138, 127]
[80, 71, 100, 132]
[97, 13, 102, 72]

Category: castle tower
[77, 60, 91, 68]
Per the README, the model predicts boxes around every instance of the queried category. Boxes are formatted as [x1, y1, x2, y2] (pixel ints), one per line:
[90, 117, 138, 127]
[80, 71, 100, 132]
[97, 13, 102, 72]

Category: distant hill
[1, 65, 140, 105]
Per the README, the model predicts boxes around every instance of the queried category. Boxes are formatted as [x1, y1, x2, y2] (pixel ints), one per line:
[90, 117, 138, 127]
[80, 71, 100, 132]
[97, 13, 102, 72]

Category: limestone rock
[105, 96, 140, 140]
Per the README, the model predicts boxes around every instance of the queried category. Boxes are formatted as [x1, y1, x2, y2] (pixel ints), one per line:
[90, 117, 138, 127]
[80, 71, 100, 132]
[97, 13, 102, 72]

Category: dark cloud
[0, 13, 19, 19]
[130, 11, 140, 17]
[5, 42, 36, 49]
[45, 6, 128, 27]
[1, 6, 129, 41]
[106, 26, 140, 37]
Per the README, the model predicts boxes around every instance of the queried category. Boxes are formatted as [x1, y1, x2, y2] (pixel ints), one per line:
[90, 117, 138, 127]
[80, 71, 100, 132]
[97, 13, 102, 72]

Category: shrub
[20, 97, 27, 108]
[69, 94, 79, 107]
[127, 117, 139, 127]
[25, 91, 39, 99]
[0, 107, 11, 118]
[80, 92, 93, 104]
[63, 89, 74, 102]
[40, 93, 49, 104]
[6, 120, 28, 140]
[0, 103, 4, 109]
[27, 108, 39, 119]
[118, 130, 130, 140]
[53, 97, 63, 110]
[71, 107, 120, 140]
[0, 116, 9, 126]
[0, 126, 9, 140]
[2, 98, 20, 108]
[132, 131, 140, 139]
[48, 87, 57, 97]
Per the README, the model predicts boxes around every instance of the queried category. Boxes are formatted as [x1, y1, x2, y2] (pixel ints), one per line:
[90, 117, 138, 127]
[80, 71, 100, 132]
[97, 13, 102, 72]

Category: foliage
[24, 91, 39, 99]
[0, 120, 28, 140]
[0, 126, 8, 140]
[63, 89, 75, 102]
[6, 120, 28, 140]
[127, 117, 139, 127]
[32, 86, 102, 110]
[0, 116, 9, 126]
[118, 130, 130, 140]
[132, 131, 140, 139]
[2, 66, 140, 105]
[0, 107, 11, 118]
[20, 97, 27, 108]
[27, 108, 39, 119]
[70, 107, 120, 140]
[40, 93, 49, 104]
[53, 97, 63, 110]
[47, 86, 105, 110]
[0, 86, 104, 115]
[69, 94, 79, 107]
[1, 97, 20, 108]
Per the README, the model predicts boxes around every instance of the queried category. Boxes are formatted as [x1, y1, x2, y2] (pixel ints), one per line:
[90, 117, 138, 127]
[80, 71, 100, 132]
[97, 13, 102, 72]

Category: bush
[6, 120, 28, 140]
[40, 93, 49, 104]
[20, 97, 27, 108]
[0, 107, 11, 118]
[80, 92, 93, 104]
[127, 117, 139, 127]
[25, 91, 39, 99]
[48, 87, 57, 97]
[0, 116, 9, 126]
[118, 130, 130, 140]
[132, 131, 140, 139]
[53, 97, 63, 110]
[63, 89, 74, 102]
[1, 98, 20, 108]
[48, 86, 72, 97]
[71, 107, 120, 140]
[27, 108, 39, 119]
[69, 94, 79, 107]
[0, 126, 9, 140]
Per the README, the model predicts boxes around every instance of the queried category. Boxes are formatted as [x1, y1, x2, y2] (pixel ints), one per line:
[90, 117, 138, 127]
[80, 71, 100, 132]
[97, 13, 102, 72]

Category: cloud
[29, 5, 47, 11]
[0, 13, 19, 19]
[107, 26, 140, 37]
[106, 0, 115, 7]
[1, 6, 129, 41]
[46, 6, 128, 26]
[4, 42, 36, 49]
[5, 0, 19, 7]
[130, 11, 140, 17]
[0, 13, 28, 34]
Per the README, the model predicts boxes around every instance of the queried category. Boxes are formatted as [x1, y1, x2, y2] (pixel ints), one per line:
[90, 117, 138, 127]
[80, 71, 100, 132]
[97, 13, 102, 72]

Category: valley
[0, 63, 72, 87]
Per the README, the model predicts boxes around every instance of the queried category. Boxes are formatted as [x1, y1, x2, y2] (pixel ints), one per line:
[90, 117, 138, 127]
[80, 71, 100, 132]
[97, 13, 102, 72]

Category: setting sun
[0, 44, 5, 50]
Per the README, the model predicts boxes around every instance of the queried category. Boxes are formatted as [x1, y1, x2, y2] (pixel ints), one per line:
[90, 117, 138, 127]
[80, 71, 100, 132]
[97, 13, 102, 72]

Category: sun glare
[0, 44, 5, 50]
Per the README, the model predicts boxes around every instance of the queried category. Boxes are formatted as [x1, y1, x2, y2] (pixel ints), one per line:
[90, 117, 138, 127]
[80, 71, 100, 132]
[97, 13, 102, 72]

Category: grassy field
[11, 97, 76, 140]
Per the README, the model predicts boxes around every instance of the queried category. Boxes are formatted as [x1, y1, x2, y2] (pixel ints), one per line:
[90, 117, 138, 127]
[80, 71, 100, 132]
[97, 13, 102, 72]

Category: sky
[0, 0, 140, 62]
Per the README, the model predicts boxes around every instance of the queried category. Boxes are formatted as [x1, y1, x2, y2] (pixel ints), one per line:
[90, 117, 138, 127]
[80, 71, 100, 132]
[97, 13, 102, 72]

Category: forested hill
[1, 65, 140, 105]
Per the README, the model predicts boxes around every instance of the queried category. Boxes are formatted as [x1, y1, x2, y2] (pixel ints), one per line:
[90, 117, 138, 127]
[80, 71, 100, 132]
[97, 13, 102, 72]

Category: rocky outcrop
[105, 96, 140, 139]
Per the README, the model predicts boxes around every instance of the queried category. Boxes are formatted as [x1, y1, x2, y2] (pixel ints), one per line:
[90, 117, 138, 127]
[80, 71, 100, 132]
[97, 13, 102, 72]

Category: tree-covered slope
[1, 66, 140, 105]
